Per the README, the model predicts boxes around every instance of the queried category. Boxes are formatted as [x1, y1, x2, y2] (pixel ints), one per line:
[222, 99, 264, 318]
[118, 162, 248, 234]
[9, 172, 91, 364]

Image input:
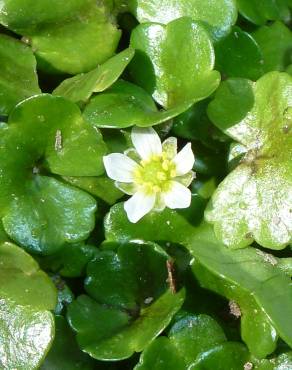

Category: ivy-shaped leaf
[129, 17, 220, 109]
[206, 72, 292, 249]
[0, 34, 40, 115]
[192, 259, 278, 358]
[67, 241, 185, 360]
[0, 242, 57, 369]
[0, 94, 101, 254]
[83, 80, 194, 128]
[2, 176, 97, 255]
[53, 48, 135, 104]
[128, 0, 237, 41]
[0, 0, 121, 74]
[252, 21, 292, 74]
[7, 94, 107, 177]
[134, 314, 254, 370]
[105, 205, 292, 349]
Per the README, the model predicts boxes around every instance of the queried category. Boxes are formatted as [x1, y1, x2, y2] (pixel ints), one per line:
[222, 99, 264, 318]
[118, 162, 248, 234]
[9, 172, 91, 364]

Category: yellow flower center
[134, 153, 176, 194]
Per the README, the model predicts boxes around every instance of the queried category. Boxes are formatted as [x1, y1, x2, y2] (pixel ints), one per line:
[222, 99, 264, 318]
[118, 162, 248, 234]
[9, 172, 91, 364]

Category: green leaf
[67, 241, 185, 360]
[252, 21, 292, 74]
[237, 0, 290, 25]
[0, 222, 8, 243]
[0, 242, 57, 309]
[2, 176, 96, 255]
[41, 316, 95, 370]
[41, 242, 99, 278]
[255, 352, 292, 370]
[83, 80, 194, 128]
[53, 48, 135, 104]
[172, 98, 230, 145]
[7, 94, 107, 177]
[128, 0, 237, 41]
[0, 0, 91, 32]
[0, 34, 40, 115]
[207, 78, 255, 131]
[62, 176, 123, 205]
[129, 17, 220, 109]
[192, 342, 250, 369]
[0, 0, 121, 74]
[206, 72, 292, 249]
[0, 242, 56, 369]
[134, 337, 187, 370]
[215, 26, 264, 80]
[105, 207, 292, 349]
[188, 224, 292, 351]
[0, 95, 99, 254]
[135, 314, 227, 370]
[168, 315, 227, 364]
[192, 258, 278, 358]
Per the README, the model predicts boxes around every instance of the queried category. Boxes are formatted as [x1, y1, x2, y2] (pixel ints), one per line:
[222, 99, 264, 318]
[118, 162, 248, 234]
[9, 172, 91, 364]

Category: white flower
[103, 126, 195, 223]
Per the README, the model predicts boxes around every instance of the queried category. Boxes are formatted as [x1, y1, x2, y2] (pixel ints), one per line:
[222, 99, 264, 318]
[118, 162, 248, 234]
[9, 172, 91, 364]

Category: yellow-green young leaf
[128, 0, 237, 42]
[129, 17, 220, 109]
[0, 242, 57, 369]
[207, 72, 292, 249]
[53, 48, 135, 104]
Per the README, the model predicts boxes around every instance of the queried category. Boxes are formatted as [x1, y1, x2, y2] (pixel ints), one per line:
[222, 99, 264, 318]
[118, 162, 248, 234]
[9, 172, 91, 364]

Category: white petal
[103, 153, 139, 183]
[163, 181, 192, 209]
[124, 191, 156, 223]
[131, 126, 162, 160]
[173, 143, 195, 176]
[162, 137, 177, 159]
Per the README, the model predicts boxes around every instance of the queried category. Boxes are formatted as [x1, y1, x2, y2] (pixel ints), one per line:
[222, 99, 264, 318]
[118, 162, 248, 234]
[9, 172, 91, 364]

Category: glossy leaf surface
[0, 34, 40, 115]
[0, 242, 56, 369]
[105, 206, 292, 349]
[83, 80, 193, 128]
[53, 48, 135, 103]
[129, 17, 220, 109]
[68, 241, 185, 360]
[207, 72, 292, 249]
[128, 0, 237, 41]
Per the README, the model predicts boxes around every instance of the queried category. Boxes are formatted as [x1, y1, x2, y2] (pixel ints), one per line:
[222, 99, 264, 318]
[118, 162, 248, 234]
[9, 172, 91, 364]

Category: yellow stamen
[170, 169, 176, 178]
[157, 172, 166, 181]
[162, 160, 170, 171]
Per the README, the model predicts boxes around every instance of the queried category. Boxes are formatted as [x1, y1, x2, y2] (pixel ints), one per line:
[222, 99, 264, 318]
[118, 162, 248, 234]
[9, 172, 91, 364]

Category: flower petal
[131, 126, 162, 160]
[173, 143, 195, 176]
[162, 137, 177, 159]
[154, 193, 166, 212]
[103, 153, 139, 183]
[175, 170, 195, 187]
[163, 181, 192, 209]
[124, 191, 156, 223]
[115, 181, 137, 195]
